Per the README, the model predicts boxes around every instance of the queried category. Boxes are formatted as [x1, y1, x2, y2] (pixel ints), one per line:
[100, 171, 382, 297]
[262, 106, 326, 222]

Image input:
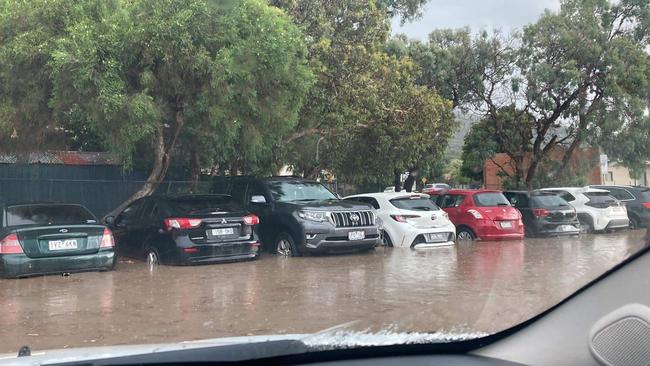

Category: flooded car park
[0, 230, 646, 353]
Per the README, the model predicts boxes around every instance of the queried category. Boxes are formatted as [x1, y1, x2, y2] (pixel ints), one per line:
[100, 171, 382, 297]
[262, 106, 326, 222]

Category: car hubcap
[277, 239, 292, 256]
[458, 231, 472, 241]
[146, 251, 159, 266]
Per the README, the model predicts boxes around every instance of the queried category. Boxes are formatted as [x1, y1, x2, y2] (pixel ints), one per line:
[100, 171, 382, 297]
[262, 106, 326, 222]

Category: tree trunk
[106, 112, 185, 219]
[190, 149, 200, 191]
[525, 159, 539, 191]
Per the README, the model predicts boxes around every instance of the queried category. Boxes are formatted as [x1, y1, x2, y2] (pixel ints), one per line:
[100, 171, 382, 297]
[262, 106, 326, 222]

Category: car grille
[331, 211, 375, 227]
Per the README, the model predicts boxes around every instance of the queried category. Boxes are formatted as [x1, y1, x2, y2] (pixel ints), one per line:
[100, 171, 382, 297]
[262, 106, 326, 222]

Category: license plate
[348, 231, 365, 241]
[211, 228, 234, 236]
[559, 225, 576, 232]
[48, 239, 78, 250]
[499, 221, 513, 228]
[425, 233, 447, 242]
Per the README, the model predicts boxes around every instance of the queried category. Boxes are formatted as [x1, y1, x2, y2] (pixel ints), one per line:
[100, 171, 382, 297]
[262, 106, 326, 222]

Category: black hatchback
[106, 194, 260, 265]
[504, 191, 580, 237]
[0, 203, 115, 278]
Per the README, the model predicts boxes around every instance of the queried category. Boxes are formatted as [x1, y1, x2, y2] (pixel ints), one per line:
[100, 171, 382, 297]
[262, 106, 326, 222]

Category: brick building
[483, 147, 603, 190]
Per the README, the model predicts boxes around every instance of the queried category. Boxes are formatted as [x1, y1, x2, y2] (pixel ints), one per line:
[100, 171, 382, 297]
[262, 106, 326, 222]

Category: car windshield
[3, 0, 650, 360]
[473, 192, 511, 207]
[267, 181, 338, 202]
[532, 195, 571, 208]
[390, 196, 440, 211]
[6, 204, 97, 226]
[168, 195, 238, 214]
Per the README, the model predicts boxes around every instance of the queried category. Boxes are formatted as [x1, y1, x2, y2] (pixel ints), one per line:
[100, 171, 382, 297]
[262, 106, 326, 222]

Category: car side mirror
[104, 215, 116, 226]
[250, 195, 267, 204]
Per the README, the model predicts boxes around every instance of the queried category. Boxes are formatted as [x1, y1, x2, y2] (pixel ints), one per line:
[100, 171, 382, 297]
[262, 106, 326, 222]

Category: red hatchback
[432, 189, 524, 241]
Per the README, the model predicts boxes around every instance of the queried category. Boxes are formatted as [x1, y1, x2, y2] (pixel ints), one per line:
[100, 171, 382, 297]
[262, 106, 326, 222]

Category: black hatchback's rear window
[531, 195, 571, 208]
[6, 204, 97, 226]
[638, 189, 650, 202]
[168, 195, 239, 215]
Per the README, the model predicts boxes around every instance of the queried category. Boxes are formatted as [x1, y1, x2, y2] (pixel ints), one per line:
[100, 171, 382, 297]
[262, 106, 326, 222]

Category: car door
[111, 198, 145, 258]
[441, 194, 465, 225]
[512, 194, 532, 227]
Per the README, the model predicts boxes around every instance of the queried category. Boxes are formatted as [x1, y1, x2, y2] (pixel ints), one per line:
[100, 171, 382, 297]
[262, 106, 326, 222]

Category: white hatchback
[344, 192, 456, 248]
[539, 187, 629, 233]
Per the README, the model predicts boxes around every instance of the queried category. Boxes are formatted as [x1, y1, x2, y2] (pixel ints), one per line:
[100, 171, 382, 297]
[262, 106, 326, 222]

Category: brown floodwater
[0, 230, 646, 353]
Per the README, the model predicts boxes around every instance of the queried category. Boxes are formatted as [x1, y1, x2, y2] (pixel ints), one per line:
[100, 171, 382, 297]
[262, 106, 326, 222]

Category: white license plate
[211, 228, 234, 236]
[425, 233, 447, 242]
[499, 221, 513, 228]
[48, 239, 78, 250]
[348, 231, 365, 241]
[559, 225, 576, 232]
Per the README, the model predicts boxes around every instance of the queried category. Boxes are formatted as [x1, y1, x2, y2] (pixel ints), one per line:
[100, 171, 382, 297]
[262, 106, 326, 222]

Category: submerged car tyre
[382, 231, 394, 247]
[457, 227, 475, 241]
[275, 232, 299, 257]
[145, 248, 160, 266]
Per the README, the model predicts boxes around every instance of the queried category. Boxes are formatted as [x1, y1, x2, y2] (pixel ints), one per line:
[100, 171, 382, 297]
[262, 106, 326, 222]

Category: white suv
[539, 187, 629, 233]
[343, 192, 456, 248]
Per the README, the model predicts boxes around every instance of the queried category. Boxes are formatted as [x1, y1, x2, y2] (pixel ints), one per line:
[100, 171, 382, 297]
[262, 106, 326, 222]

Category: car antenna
[18, 345, 31, 357]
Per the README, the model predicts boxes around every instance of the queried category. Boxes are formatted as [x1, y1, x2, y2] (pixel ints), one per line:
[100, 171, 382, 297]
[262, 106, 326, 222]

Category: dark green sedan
[0, 203, 115, 278]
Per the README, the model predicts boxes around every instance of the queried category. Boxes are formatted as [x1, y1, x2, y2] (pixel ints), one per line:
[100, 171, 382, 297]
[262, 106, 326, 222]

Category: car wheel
[275, 232, 299, 257]
[457, 228, 475, 241]
[629, 216, 640, 230]
[381, 231, 394, 247]
[579, 221, 593, 234]
[145, 248, 160, 266]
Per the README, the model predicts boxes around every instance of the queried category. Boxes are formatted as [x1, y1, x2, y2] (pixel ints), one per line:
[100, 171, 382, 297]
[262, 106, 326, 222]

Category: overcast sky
[392, 0, 561, 40]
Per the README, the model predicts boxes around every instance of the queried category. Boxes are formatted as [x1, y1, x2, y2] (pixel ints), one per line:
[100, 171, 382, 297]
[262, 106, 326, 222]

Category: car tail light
[533, 208, 549, 218]
[467, 209, 483, 219]
[243, 214, 260, 226]
[642, 202, 650, 209]
[100, 228, 115, 248]
[163, 218, 203, 230]
[391, 214, 420, 223]
[0, 233, 23, 254]
[183, 247, 199, 253]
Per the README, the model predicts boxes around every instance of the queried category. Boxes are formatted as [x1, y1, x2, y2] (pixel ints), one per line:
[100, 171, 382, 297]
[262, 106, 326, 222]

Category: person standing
[403, 168, 418, 192]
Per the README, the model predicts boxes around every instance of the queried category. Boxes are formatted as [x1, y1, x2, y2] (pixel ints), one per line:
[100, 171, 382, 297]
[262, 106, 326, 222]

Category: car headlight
[298, 210, 330, 222]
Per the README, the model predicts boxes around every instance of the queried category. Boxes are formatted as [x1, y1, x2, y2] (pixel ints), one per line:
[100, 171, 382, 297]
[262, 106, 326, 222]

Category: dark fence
[0, 164, 209, 218]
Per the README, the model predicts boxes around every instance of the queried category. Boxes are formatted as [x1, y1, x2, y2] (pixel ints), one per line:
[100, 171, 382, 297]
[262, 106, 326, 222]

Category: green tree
[273, 0, 455, 186]
[410, 0, 650, 189]
[0, 0, 312, 214]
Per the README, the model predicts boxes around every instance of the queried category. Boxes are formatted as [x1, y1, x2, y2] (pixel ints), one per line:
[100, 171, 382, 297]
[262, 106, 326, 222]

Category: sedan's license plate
[48, 239, 78, 250]
[500, 221, 513, 228]
[348, 231, 365, 241]
[211, 228, 234, 236]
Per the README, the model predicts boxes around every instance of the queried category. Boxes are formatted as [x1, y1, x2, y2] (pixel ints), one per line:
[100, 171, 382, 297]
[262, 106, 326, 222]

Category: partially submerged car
[540, 187, 629, 233]
[434, 189, 524, 241]
[107, 194, 261, 265]
[344, 192, 456, 248]
[504, 190, 580, 237]
[0, 202, 115, 278]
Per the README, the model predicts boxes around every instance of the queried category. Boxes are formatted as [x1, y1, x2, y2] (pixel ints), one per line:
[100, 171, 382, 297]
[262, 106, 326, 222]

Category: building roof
[0, 151, 119, 166]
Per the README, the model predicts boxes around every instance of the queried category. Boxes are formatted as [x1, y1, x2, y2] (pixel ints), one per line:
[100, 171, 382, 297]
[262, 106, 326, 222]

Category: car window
[509, 194, 528, 208]
[605, 188, 635, 201]
[346, 197, 380, 209]
[548, 190, 576, 202]
[6, 204, 97, 226]
[531, 195, 571, 208]
[389, 196, 440, 211]
[116, 199, 144, 226]
[247, 182, 269, 203]
[168, 195, 240, 214]
[441, 194, 464, 208]
[638, 188, 650, 202]
[229, 183, 248, 206]
[473, 192, 511, 207]
[584, 192, 617, 204]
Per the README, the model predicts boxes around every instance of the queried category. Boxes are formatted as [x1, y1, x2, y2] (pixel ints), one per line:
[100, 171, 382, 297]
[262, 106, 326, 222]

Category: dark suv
[212, 177, 380, 256]
[590, 185, 650, 229]
[504, 191, 580, 237]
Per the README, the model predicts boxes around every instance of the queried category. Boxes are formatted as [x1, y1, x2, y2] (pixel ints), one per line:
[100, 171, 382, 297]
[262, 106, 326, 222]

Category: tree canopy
[405, 0, 650, 188]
